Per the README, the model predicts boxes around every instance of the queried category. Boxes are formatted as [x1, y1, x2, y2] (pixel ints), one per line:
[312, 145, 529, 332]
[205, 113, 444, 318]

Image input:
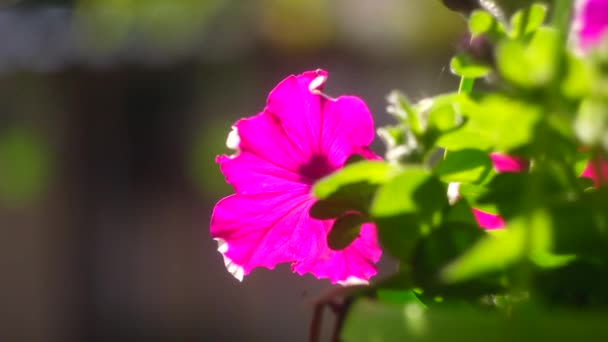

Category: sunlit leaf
[311, 161, 396, 218]
[442, 210, 570, 283]
[468, 9, 495, 36]
[509, 3, 547, 38]
[496, 27, 558, 88]
[371, 168, 446, 220]
[313, 161, 394, 199]
[574, 98, 608, 148]
[370, 169, 447, 261]
[466, 94, 542, 151]
[450, 54, 491, 78]
[435, 149, 492, 183]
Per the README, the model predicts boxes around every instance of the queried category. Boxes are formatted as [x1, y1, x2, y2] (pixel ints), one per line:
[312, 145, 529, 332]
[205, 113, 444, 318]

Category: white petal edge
[225, 126, 240, 158]
[447, 182, 461, 205]
[308, 73, 327, 93]
[570, 0, 587, 55]
[337, 276, 369, 287]
[215, 238, 244, 281]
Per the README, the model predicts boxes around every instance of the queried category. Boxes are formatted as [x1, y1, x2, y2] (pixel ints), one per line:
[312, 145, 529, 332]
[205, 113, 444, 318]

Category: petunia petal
[265, 70, 327, 160]
[211, 192, 312, 276]
[218, 112, 317, 195]
[266, 69, 376, 167]
[472, 208, 505, 230]
[319, 96, 376, 165]
[489, 153, 529, 173]
[210, 192, 381, 283]
[292, 222, 381, 284]
[574, 0, 608, 50]
[581, 155, 608, 186]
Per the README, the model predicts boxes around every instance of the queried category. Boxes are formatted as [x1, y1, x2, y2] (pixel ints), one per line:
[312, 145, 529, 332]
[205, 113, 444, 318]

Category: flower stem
[551, 0, 574, 44]
[458, 76, 475, 94]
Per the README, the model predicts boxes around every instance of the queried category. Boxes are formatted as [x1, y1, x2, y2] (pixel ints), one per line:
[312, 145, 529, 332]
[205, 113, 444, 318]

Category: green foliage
[450, 54, 491, 78]
[442, 210, 559, 283]
[435, 149, 492, 183]
[313, 160, 394, 200]
[468, 10, 496, 37]
[311, 160, 396, 220]
[509, 3, 547, 38]
[342, 299, 608, 342]
[496, 27, 559, 88]
[369, 169, 447, 260]
[312, 1, 608, 339]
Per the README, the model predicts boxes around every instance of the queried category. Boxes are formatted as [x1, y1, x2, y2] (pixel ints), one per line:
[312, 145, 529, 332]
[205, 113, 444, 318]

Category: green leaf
[427, 101, 461, 133]
[466, 94, 542, 151]
[313, 160, 394, 199]
[341, 298, 426, 342]
[377, 289, 426, 306]
[478, 163, 576, 220]
[311, 160, 396, 219]
[375, 213, 424, 262]
[442, 209, 568, 283]
[444, 199, 479, 225]
[412, 222, 486, 293]
[468, 9, 495, 36]
[574, 150, 592, 176]
[327, 213, 367, 250]
[458, 183, 499, 214]
[371, 168, 447, 220]
[509, 3, 547, 38]
[457, 183, 488, 200]
[436, 128, 494, 150]
[417, 93, 476, 149]
[435, 149, 492, 183]
[386, 91, 421, 135]
[561, 52, 592, 100]
[371, 169, 447, 261]
[496, 27, 559, 88]
[476, 173, 529, 219]
[550, 189, 608, 258]
[377, 125, 420, 163]
[450, 54, 491, 78]
[574, 98, 608, 148]
[467, 8, 507, 40]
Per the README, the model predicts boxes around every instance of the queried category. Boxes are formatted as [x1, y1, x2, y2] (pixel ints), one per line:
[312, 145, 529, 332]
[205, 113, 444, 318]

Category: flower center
[298, 154, 336, 183]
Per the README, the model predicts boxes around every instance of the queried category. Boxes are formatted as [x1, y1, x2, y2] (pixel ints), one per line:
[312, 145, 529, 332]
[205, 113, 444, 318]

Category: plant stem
[458, 77, 475, 94]
[551, 0, 574, 44]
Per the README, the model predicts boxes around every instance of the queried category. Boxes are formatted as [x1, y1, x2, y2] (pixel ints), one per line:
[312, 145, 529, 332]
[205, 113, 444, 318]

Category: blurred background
[0, 0, 465, 341]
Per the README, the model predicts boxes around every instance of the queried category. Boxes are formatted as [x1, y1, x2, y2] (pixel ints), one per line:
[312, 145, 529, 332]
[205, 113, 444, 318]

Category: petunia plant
[211, 0, 608, 341]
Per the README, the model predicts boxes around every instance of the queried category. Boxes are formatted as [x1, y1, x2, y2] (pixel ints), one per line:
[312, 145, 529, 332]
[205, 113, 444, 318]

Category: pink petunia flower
[581, 154, 608, 186]
[210, 70, 382, 285]
[488, 153, 529, 173]
[471, 153, 608, 229]
[573, 0, 608, 50]
[471, 208, 505, 230]
[468, 153, 528, 230]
